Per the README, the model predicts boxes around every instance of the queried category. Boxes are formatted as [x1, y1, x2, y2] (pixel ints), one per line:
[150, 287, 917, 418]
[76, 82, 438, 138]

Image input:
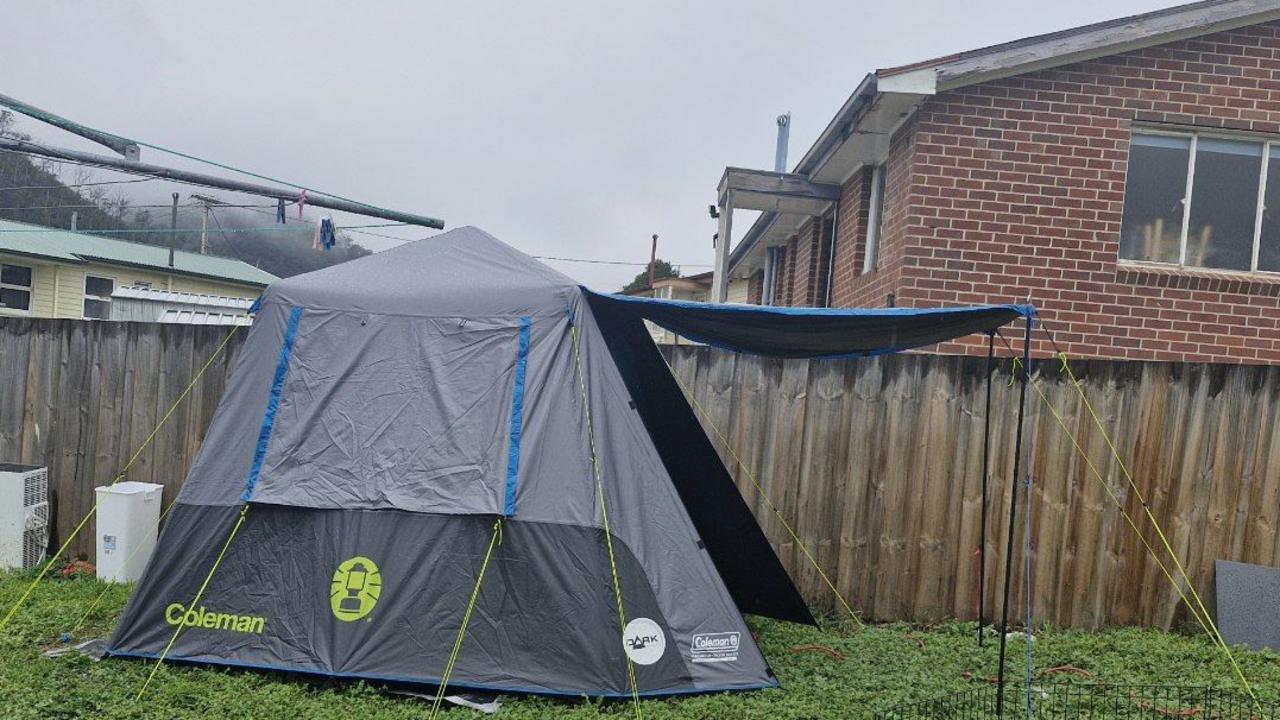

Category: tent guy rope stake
[429, 518, 503, 720]
[571, 321, 642, 717]
[993, 329, 1260, 711]
[0, 323, 243, 634]
[136, 504, 251, 702]
[69, 497, 182, 637]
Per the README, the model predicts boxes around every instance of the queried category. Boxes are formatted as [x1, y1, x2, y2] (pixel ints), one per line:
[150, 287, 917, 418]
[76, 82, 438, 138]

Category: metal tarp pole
[977, 331, 995, 646]
[995, 316, 1032, 717]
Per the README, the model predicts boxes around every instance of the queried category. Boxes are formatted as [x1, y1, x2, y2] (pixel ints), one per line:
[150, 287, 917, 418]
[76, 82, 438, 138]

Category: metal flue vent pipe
[774, 113, 791, 173]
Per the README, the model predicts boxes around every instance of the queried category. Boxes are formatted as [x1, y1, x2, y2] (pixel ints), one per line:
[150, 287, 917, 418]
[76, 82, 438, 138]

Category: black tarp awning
[589, 291, 1031, 359]
[587, 290, 1031, 626]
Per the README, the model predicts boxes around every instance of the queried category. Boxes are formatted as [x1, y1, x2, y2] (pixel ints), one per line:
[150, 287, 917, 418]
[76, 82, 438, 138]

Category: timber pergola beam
[717, 167, 841, 215]
[709, 167, 841, 303]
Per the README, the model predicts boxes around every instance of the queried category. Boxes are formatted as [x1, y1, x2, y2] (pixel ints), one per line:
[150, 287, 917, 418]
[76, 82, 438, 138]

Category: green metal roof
[0, 218, 278, 287]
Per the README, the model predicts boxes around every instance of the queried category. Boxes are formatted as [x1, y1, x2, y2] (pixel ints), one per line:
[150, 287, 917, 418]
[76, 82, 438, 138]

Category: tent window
[1121, 129, 1277, 272]
[0, 263, 33, 312]
[862, 164, 886, 274]
[83, 275, 114, 320]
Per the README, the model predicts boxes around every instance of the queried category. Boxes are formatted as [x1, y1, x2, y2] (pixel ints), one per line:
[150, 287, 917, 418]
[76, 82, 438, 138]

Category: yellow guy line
[997, 332, 1257, 707]
[429, 518, 503, 720]
[570, 322, 642, 717]
[664, 358, 864, 630]
[1051, 351, 1258, 706]
[69, 499, 182, 637]
[0, 324, 242, 634]
[136, 503, 250, 701]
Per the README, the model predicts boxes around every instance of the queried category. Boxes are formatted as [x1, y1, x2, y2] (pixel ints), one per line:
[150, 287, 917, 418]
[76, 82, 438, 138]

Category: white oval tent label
[622, 617, 665, 665]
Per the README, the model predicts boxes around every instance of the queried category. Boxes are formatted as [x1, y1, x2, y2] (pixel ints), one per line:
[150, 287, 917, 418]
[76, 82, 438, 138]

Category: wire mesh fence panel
[871, 683, 1278, 719]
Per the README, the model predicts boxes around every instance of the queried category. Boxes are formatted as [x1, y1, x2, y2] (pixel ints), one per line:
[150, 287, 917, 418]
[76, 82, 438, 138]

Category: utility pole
[200, 202, 210, 255]
[168, 193, 178, 268]
[648, 234, 658, 290]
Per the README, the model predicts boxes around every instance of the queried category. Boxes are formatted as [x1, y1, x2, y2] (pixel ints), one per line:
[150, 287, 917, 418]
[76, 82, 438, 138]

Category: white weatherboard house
[0, 218, 276, 321]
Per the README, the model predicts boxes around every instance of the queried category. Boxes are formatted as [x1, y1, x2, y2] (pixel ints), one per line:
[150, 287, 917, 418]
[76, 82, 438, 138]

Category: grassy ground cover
[0, 570, 1276, 719]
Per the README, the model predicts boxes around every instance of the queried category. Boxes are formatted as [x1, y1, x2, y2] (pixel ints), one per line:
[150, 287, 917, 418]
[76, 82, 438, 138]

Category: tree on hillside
[622, 259, 679, 292]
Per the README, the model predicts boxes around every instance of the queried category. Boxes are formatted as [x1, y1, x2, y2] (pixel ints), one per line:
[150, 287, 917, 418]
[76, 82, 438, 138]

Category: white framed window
[863, 164, 887, 274]
[83, 275, 115, 320]
[1120, 128, 1280, 272]
[0, 263, 33, 313]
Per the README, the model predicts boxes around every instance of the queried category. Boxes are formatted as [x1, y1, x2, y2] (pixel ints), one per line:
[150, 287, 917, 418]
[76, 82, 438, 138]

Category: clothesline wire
[4, 148, 707, 268]
[204, 204, 253, 266]
[0, 176, 155, 191]
[0, 202, 224, 212]
[533, 255, 713, 268]
[0, 147, 354, 223]
[0, 103, 426, 220]
[0, 225, 312, 235]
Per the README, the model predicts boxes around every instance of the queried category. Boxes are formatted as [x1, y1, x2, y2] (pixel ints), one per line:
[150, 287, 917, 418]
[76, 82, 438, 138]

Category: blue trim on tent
[240, 306, 303, 503]
[105, 648, 779, 698]
[504, 316, 532, 516]
[590, 289, 1034, 319]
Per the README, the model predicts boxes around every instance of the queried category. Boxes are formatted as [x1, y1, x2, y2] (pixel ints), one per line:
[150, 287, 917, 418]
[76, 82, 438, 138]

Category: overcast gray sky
[1, 0, 1174, 290]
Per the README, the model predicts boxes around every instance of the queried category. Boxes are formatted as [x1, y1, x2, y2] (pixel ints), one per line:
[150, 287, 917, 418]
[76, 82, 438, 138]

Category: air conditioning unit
[0, 464, 50, 570]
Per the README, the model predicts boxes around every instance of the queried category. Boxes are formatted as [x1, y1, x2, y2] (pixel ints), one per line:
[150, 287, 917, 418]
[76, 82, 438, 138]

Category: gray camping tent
[108, 226, 1027, 697]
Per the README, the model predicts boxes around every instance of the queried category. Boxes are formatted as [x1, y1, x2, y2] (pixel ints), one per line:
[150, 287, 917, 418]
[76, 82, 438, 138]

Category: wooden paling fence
[660, 344, 1280, 630]
[0, 319, 246, 562]
[1, 318, 1278, 629]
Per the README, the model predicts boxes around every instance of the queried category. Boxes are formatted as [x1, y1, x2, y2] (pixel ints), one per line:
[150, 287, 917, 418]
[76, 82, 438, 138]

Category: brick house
[710, 0, 1280, 363]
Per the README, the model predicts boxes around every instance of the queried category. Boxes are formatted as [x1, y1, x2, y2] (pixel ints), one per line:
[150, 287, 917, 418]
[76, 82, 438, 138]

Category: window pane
[1, 264, 32, 287]
[1120, 134, 1190, 263]
[1259, 149, 1280, 272]
[85, 276, 114, 297]
[1186, 137, 1263, 270]
[0, 288, 30, 311]
[83, 298, 111, 320]
[864, 165, 886, 272]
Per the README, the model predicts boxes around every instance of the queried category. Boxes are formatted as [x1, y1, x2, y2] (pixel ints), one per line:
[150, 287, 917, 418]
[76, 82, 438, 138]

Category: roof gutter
[72, 254, 274, 288]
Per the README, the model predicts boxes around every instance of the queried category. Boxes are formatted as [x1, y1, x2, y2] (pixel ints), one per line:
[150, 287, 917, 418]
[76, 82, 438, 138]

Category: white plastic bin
[95, 482, 163, 583]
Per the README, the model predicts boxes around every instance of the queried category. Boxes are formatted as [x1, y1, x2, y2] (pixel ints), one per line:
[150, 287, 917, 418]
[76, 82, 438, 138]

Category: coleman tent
[108, 226, 1029, 697]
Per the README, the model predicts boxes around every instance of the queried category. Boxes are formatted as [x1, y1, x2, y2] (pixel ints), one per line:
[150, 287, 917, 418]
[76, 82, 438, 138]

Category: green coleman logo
[165, 603, 265, 634]
[331, 556, 382, 622]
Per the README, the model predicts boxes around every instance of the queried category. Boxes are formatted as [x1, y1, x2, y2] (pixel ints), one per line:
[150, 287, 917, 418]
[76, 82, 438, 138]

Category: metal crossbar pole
[0, 137, 445, 230]
[995, 317, 1033, 718]
[978, 331, 995, 646]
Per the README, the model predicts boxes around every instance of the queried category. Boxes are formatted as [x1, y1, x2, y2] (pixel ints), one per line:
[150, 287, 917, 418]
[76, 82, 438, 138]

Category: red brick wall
[791, 222, 816, 306]
[829, 120, 918, 309]
[747, 269, 764, 305]
[830, 167, 872, 305]
[772, 216, 834, 307]
[861, 22, 1280, 364]
[779, 243, 795, 306]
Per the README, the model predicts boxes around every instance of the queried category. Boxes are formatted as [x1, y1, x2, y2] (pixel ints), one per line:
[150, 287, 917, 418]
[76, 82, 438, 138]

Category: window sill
[1116, 261, 1280, 297]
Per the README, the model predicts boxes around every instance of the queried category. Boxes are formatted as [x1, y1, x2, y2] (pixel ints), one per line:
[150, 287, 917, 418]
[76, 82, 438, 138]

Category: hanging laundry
[297, 189, 308, 220]
[276, 198, 287, 224]
[319, 216, 337, 251]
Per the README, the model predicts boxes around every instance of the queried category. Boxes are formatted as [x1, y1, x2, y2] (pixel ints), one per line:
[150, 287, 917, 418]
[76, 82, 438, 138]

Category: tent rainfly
[108, 226, 1031, 697]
